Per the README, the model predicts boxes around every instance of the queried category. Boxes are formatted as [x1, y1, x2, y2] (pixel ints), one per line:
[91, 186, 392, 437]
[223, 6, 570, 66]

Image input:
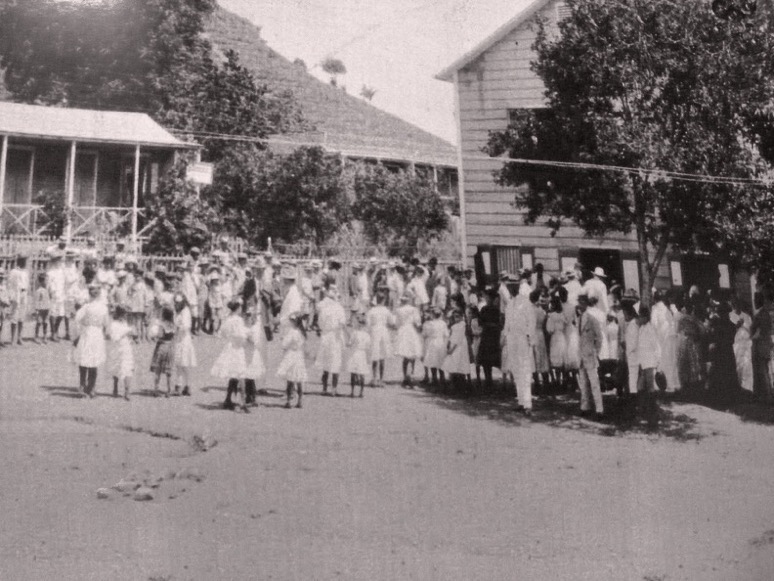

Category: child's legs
[86, 367, 97, 393]
[79, 366, 88, 389]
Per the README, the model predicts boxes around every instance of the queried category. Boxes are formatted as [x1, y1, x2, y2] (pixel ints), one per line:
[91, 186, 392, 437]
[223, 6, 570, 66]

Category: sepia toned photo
[2, 0, 774, 579]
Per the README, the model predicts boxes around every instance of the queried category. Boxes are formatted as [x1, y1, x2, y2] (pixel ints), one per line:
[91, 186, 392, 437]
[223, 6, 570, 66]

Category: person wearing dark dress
[477, 289, 502, 390]
[751, 291, 773, 404]
[707, 302, 740, 406]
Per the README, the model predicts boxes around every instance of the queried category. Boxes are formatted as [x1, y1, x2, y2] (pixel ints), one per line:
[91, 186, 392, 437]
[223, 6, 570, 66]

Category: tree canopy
[486, 0, 774, 300]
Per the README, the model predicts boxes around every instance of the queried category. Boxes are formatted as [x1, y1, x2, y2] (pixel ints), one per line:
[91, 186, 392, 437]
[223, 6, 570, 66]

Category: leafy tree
[143, 159, 221, 255]
[213, 146, 351, 247]
[350, 163, 448, 255]
[321, 56, 347, 86]
[486, 0, 774, 304]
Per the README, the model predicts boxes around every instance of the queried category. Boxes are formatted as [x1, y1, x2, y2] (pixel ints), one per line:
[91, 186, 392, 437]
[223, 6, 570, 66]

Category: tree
[486, 0, 774, 304]
[213, 146, 351, 247]
[351, 163, 448, 254]
[360, 84, 377, 102]
[320, 56, 347, 86]
[143, 159, 222, 255]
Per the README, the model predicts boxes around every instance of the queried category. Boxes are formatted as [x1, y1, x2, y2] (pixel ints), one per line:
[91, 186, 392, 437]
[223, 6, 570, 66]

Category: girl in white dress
[443, 310, 471, 387]
[211, 299, 249, 412]
[107, 306, 136, 400]
[73, 282, 110, 398]
[366, 294, 393, 386]
[276, 313, 308, 408]
[244, 307, 267, 406]
[422, 307, 449, 387]
[394, 294, 423, 388]
[346, 315, 372, 398]
[545, 296, 568, 389]
[173, 294, 197, 397]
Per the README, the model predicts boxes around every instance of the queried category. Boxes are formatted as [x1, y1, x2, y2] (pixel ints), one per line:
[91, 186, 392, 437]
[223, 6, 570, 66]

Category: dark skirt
[150, 340, 174, 375]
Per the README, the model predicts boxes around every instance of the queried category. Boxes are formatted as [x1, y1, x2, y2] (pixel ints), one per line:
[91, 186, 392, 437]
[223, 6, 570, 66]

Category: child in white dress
[422, 307, 449, 387]
[394, 294, 423, 388]
[545, 297, 568, 391]
[107, 306, 136, 400]
[276, 313, 308, 408]
[346, 315, 372, 398]
[366, 294, 393, 387]
[443, 310, 471, 389]
[211, 299, 249, 412]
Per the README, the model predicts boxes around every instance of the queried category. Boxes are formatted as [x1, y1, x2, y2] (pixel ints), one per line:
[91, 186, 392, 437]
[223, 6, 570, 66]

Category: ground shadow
[664, 389, 774, 426]
[413, 385, 705, 442]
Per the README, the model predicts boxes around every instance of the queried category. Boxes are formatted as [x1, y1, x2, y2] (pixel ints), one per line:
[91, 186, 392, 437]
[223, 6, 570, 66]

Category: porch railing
[0, 204, 149, 238]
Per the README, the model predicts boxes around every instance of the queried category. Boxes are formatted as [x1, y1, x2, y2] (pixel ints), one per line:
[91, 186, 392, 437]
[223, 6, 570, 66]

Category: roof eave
[435, 0, 552, 82]
[0, 131, 200, 149]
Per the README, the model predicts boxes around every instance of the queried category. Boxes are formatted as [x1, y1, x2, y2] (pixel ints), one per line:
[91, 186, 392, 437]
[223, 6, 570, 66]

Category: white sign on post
[670, 261, 683, 287]
[187, 162, 214, 185]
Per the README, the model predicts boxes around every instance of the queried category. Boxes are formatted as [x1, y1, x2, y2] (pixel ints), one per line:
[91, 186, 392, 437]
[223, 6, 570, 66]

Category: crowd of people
[1, 234, 772, 426]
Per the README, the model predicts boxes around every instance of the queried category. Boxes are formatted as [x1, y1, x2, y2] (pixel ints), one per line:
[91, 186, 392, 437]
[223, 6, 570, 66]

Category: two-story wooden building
[0, 102, 198, 241]
[437, 0, 749, 296]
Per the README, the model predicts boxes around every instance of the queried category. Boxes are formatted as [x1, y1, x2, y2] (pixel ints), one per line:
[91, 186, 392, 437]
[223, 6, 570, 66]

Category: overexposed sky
[220, 0, 536, 144]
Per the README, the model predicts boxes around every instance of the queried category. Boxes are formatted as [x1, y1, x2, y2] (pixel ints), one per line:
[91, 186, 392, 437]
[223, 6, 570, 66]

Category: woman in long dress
[676, 300, 706, 398]
[730, 300, 754, 392]
[532, 296, 550, 394]
[707, 302, 741, 406]
[652, 292, 679, 392]
[211, 299, 249, 411]
[366, 294, 393, 387]
[560, 285, 580, 384]
[173, 294, 197, 397]
[394, 294, 423, 387]
[73, 282, 110, 398]
[477, 290, 502, 390]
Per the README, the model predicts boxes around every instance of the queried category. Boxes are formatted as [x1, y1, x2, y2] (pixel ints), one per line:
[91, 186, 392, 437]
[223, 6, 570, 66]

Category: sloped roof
[0, 101, 197, 148]
[436, 0, 552, 82]
[206, 8, 458, 168]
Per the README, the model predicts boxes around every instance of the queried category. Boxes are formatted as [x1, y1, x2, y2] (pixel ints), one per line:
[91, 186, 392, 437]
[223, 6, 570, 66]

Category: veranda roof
[0, 102, 197, 149]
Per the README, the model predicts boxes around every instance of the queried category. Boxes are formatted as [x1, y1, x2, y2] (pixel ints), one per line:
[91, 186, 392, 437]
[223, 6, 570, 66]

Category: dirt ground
[2, 330, 774, 581]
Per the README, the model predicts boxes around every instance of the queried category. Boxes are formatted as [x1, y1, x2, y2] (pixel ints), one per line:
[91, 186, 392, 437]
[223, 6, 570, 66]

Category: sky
[220, 0, 536, 145]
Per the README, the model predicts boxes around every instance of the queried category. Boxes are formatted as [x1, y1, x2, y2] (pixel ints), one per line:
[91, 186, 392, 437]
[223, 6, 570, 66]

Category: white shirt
[584, 277, 609, 313]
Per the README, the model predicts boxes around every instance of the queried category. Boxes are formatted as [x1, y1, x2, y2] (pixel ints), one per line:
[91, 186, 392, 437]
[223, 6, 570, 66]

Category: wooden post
[452, 71, 468, 266]
[65, 140, 77, 242]
[131, 143, 140, 248]
[0, 135, 8, 232]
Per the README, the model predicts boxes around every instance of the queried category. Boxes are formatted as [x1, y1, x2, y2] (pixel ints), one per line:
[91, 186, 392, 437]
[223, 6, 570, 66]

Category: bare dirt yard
[2, 331, 774, 581]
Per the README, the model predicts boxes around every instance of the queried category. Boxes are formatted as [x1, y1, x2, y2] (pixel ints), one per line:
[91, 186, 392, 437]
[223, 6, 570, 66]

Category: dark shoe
[284, 402, 292, 409]
[223, 400, 235, 410]
[182, 386, 191, 396]
[173, 385, 181, 396]
[242, 405, 250, 414]
[594, 412, 605, 422]
[295, 402, 302, 409]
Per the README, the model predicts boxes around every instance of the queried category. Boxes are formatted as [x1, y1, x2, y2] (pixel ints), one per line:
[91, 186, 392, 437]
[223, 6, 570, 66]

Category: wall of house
[453, 0, 727, 294]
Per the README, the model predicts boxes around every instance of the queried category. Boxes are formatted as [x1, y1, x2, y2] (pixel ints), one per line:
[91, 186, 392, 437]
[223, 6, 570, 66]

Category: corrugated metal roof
[0, 102, 197, 148]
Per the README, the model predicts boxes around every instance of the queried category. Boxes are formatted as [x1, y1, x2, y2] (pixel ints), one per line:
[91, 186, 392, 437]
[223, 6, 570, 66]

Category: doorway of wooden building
[681, 255, 720, 293]
[578, 248, 623, 285]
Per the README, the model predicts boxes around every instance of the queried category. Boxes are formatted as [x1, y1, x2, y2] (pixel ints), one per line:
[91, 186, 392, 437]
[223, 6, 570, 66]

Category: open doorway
[681, 255, 720, 293]
[578, 248, 623, 286]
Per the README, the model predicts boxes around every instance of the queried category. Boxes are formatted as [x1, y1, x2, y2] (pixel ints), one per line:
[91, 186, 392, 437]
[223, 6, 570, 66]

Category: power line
[168, 128, 774, 187]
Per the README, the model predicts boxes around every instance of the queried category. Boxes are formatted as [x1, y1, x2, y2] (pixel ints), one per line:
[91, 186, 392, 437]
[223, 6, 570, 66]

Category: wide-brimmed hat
[593, 266, 607, 278]
[190, 246, 201, 255]
[281, 266, 297, 280]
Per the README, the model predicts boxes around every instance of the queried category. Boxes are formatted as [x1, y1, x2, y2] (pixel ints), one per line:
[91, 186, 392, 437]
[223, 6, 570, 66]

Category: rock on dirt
[133, 487, 154, 501]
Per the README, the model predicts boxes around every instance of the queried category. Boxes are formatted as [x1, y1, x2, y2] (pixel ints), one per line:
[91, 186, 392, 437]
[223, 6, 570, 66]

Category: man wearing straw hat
[584, 266, 610, 314]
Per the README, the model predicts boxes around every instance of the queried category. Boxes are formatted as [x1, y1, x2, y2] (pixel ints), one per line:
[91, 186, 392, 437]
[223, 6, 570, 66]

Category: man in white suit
[577, 292, 605, 419]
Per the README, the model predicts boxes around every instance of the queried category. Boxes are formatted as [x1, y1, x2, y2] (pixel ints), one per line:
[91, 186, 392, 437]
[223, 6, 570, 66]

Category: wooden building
[437, 0, 748, 296]
[0, 102, 198, 242]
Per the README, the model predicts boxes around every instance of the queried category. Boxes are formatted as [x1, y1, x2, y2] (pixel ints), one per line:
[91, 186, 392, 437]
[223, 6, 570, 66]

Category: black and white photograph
[2, 0, 774, 579]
